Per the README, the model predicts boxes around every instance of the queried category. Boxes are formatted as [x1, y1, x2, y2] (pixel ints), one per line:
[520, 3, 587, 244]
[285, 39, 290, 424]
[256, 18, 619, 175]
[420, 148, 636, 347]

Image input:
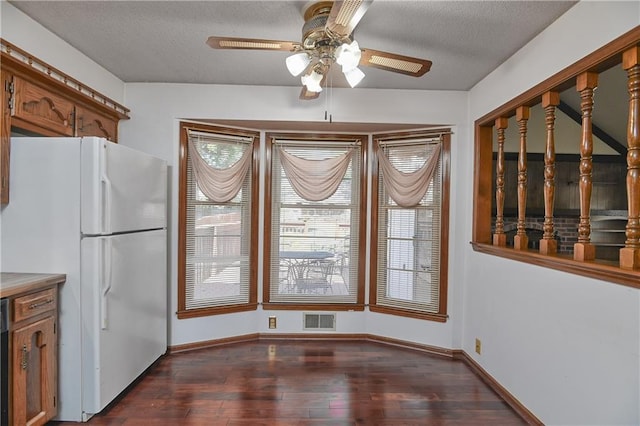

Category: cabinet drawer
[12, 287, 56, 323]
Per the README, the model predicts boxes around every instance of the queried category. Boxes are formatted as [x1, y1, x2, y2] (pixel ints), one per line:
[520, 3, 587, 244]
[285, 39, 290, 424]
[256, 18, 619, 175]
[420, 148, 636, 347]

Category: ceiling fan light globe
[301, 70, 323, 92]
[335, 40, 361, 72]
[286, 52, 311, 76]
[344, 66, 365, 87]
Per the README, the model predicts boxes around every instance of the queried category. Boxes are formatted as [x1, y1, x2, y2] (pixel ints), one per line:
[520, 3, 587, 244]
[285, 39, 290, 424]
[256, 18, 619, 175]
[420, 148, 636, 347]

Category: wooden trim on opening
[438, 133, 451, 315]
[471, 242, 640, 289]
[475, 26, 640, 126]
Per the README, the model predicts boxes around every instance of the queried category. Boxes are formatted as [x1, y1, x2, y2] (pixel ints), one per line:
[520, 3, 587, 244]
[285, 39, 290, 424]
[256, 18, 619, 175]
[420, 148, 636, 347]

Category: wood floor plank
[50, 340, 528, 425]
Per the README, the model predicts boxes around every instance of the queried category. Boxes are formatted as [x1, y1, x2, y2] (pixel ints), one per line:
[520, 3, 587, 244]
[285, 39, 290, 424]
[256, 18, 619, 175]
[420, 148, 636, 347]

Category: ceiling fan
[206, 0, 432, 100]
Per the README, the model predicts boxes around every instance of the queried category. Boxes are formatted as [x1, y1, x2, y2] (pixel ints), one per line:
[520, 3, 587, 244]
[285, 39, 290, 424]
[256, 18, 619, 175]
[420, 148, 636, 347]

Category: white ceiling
[9, 0, 577, 91]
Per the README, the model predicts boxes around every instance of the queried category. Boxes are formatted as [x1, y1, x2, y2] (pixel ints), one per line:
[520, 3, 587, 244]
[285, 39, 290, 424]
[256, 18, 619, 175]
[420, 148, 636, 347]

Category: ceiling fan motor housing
[302, 1, 350, 51]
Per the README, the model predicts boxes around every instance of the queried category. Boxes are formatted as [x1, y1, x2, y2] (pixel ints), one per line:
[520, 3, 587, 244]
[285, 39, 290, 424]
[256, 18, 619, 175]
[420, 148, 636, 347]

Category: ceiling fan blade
[206, 36, 300, 52]
[359, 48, 432, 77]
[325, 0, 373, 38]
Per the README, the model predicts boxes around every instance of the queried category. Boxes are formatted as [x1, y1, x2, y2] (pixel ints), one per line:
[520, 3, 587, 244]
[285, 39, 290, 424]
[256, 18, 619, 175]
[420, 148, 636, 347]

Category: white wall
[119, 84, 468, 350]
[466, 2, 640, 425]
[0, 2, 125, 104]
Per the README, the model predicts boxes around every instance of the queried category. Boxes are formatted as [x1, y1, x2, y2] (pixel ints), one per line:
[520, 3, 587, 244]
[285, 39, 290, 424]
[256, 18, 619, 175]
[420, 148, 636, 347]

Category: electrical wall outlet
[268, 316, 277, 329]
[475, 338, 482, 355]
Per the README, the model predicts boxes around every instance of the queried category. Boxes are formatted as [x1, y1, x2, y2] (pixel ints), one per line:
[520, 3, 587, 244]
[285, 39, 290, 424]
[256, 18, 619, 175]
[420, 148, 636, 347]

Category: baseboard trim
[363, 334, 456, 358]
[168, 333, 542, 425]
[259, 332, 369, 340]
[455, 351, 543, 426]
[168, 332, 259, 353]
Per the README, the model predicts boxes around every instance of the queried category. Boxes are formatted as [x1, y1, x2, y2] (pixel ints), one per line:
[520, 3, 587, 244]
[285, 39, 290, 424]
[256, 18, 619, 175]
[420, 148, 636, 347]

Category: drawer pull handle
[21, 345, 27, 370]
[28, 299, 53, 310]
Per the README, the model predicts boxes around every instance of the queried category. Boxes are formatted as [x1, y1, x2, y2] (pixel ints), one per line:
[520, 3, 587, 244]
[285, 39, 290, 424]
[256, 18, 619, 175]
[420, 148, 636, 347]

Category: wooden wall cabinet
[75, 104, 117, 141]
[12, 76, 75, 136]
[0, 39, 129, 205]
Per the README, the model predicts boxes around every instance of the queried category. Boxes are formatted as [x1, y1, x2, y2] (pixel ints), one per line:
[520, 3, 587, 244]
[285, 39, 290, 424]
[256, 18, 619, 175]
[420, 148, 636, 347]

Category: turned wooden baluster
[493, 117, 508, 246]
[540, 91, 560, 255]
[574, 72, 598, 261]
[514, 106, 529, 250]
[621, 47, 640, 270]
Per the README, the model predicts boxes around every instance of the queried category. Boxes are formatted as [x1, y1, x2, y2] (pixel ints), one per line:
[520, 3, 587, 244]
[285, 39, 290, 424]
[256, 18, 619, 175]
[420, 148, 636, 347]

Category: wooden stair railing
[621, 46, 640, 270]
[574, 72, 598, 261]
[514, 106, 530, 250]
[493, 117, 508, 247]
[473, 27, 640, 288]
[540, 91, 559, 255]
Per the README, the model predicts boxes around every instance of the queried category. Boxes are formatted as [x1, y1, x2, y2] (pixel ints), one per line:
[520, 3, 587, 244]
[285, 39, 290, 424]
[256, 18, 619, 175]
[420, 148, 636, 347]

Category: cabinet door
[13, 76, 74, 136]
[12, 316, 57, 426]
[75, 105, 117, 142]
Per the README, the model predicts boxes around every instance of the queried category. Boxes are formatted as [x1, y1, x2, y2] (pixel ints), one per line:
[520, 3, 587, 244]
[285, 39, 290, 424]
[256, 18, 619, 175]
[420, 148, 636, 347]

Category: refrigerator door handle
[101, 173, 113, 235]
[101, 237, 113, 330]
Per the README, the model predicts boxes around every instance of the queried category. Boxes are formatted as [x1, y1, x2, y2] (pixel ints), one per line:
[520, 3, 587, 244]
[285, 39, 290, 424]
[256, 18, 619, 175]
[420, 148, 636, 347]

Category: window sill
[262, 302, 366, 312]
[471, 242, 640, 289]
[177, 303, 259, 319]
[369, 305, 448, 323]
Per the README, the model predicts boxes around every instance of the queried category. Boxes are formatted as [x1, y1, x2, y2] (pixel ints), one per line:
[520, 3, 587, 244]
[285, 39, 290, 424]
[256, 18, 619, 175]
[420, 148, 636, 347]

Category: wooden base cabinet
[0, 274, 64, 426]
[12, 315, 56, 426]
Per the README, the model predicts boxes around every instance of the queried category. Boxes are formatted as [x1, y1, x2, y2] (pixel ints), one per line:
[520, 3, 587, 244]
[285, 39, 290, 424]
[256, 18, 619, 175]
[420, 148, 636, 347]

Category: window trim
[471, 26, 640, 289]
[177, 121, 260, 319]
[369, 131, 451, 322]
[262, 132, 368, 311]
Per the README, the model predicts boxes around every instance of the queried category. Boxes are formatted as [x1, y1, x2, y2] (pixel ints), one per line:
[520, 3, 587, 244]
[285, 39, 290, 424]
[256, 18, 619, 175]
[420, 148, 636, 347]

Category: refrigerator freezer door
[80, 229, 167, 418]
[81, 137, 167, 235]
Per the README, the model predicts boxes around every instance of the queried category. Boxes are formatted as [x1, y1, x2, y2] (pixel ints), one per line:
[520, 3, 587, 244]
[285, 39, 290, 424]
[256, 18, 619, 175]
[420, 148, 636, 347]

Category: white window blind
[269, 139, 362, 304]
[185, 130, 254, 310]
[376, 137, 443, 313]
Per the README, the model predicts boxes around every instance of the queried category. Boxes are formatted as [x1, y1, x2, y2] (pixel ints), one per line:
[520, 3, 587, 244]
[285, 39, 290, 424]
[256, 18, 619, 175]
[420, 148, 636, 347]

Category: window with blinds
[178, 123, 258, 318]
[266, 135, 365, 307]
[371, 132, 450, 321]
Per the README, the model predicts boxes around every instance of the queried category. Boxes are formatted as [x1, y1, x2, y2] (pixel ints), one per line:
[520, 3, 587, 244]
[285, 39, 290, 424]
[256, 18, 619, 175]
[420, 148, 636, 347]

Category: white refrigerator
[0, 136, 168, 421]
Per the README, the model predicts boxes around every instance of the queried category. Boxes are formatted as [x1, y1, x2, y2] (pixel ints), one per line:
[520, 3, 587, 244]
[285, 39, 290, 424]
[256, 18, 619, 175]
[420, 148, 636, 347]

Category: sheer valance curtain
[377, 142, 442, 207]
[187, 130, 254, 202]
[277, 147, 354, 201]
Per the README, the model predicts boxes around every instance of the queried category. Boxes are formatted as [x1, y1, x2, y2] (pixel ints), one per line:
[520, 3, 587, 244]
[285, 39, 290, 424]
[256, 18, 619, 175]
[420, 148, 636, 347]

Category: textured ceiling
[8, 0, 577, 91]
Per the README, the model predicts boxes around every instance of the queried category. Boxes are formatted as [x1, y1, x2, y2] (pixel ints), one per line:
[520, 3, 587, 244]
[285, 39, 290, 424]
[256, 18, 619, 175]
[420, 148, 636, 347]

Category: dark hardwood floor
[51, 340, 528, 425]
